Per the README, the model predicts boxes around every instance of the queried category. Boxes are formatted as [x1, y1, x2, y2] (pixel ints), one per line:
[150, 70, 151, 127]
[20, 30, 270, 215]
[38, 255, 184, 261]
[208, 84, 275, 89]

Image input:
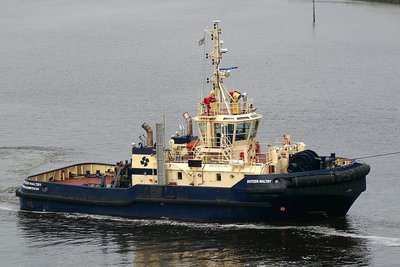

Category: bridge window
[218, 124, 234, 145]
[227, 124, 234, 143]
[235, 123, 251, 141]
[197, 122, 206, 137]
[197, 122, 206, 143]
[250, 120, 259, 139]
[215, 123, 221, 146]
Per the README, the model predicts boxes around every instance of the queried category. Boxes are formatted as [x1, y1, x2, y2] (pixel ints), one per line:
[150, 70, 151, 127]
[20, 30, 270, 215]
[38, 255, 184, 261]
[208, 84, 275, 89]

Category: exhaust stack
[183, 112, 193, 136]
[141, 122, 154, 147]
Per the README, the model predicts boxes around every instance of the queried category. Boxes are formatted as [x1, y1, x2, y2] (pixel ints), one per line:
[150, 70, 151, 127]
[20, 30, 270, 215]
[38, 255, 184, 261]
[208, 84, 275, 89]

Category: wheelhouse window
[250, 120, 259, 139]
[227, 124, 234, 143]
[235, 122, 251, 141]
[214, 123, 221, 146]
[197, 122, 206, 140]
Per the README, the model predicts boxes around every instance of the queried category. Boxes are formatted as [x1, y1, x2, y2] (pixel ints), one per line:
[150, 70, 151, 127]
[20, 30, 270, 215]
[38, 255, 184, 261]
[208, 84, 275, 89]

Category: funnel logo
[140, 156, 150, 167]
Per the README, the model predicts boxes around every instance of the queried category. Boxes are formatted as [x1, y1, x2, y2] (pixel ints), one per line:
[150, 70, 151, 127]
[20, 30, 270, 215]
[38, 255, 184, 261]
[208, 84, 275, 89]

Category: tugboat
[16, 21, 370, 222]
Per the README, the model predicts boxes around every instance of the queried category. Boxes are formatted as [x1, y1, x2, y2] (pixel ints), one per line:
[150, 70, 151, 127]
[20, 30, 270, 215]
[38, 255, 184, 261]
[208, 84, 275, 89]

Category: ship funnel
[141, 122, 154, 147]
[183, 112, 193, 136]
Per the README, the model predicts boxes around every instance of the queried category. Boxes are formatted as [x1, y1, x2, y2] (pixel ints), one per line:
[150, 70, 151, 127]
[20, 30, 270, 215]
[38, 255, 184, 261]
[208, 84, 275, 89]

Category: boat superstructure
[130, 21, 348, 188]
[16, 21, 370, 222]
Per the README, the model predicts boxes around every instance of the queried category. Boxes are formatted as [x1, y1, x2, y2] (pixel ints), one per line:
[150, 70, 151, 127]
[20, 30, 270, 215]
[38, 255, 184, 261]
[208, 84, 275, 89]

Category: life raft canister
[186, 139, 200, 150]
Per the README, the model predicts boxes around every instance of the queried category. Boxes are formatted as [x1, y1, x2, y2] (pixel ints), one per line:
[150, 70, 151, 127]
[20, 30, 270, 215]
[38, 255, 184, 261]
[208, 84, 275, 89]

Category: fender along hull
[16, 162, 369, 222]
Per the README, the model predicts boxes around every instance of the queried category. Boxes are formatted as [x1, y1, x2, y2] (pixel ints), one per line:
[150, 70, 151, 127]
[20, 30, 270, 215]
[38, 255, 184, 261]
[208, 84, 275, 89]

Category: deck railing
[197, 98, 254, 116]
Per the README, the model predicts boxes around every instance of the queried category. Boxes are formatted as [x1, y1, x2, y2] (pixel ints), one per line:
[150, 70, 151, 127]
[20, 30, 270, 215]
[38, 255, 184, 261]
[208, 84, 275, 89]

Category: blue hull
[16, 162, 369, 222]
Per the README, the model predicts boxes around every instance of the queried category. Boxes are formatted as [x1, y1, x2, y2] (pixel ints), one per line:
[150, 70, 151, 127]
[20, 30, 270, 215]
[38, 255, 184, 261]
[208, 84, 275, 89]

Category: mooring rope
[353, 151, 400, 160]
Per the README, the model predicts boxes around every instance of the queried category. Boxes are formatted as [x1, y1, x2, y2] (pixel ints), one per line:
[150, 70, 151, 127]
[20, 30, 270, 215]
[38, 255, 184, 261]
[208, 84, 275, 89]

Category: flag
[198, 37, 205, 46]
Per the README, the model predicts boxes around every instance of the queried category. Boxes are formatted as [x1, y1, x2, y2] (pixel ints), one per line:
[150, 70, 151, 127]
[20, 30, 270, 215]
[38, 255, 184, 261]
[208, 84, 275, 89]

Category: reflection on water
[17, 212, 370, 266]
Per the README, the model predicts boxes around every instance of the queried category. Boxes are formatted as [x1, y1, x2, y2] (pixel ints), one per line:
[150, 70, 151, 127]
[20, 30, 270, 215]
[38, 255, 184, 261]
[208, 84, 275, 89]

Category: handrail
[197, 98, 254, 116]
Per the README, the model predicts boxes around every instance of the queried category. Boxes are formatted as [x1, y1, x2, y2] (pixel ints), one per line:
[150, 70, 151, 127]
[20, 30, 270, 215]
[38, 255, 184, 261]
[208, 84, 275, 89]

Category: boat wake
[314, 227, 400, 247]
[0, 202, 19, 212]
[44, 212, 400, 247]
[0, 186, 19, 194]
[0, 186, 20, 206]
[0, 146, 74, 179]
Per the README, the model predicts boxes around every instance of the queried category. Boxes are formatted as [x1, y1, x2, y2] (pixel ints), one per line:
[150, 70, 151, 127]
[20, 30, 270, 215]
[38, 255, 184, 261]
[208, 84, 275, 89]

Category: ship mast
[193, 20, 261, 163]
[206, 20, 232, 115]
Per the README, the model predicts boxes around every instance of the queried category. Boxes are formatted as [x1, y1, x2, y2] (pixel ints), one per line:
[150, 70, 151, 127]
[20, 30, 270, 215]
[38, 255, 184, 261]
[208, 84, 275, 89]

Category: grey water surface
[1, 0, 400, 266]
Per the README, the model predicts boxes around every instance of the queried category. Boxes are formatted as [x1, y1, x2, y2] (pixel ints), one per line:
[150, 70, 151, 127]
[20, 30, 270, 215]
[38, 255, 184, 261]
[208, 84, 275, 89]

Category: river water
[1, 0, 400, 266]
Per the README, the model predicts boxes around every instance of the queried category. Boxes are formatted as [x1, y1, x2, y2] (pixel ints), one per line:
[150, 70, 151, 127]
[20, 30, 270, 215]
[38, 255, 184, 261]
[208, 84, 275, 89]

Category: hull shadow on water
[17, 211, 370, 266]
